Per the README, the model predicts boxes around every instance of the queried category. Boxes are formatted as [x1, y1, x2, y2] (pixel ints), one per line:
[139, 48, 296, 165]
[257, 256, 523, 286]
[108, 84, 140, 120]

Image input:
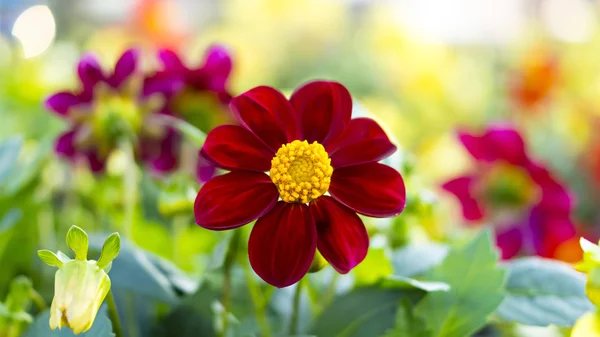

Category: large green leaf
[311, 287, 425, 337]
[3, 139, 50, 196]
[496, 257, 593, 327]
[152, 284, 218, 337]
[380, 300, 430, 337]
[89, 237, 192, 305]
[392, 242, 449, 277]
[414, 229, 506, 337]
[23, 308, 114, 337]
[0, 136, 22, 186]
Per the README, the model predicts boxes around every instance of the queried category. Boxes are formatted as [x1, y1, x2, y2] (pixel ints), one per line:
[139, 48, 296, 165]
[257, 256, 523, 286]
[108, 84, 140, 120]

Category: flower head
[194, 81, 406, 287]
[145, 45, 234, 182]
[38, 226, 120, 334]
[509, 51, 559, 111]
[45, 49, 181, 173]
[442, 125, 575, 260]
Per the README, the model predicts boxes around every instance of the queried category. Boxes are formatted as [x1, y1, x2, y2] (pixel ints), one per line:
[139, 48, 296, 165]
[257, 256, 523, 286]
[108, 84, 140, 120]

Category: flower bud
[308, 250, 328, 273]
[38, 226, 120, 335]
[0, 276, 34, 337]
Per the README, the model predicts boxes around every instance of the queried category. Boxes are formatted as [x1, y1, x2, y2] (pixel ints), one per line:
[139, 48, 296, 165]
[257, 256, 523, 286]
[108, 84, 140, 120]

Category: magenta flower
[144, 45, 234, 182]
[442, 125, 576, 259]
[45, 49, 182, 173]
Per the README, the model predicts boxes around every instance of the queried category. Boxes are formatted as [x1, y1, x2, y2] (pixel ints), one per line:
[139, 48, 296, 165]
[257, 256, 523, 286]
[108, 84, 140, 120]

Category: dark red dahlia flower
[46, 49, 182, 173]
[442, 125, 576, 260]
[194, 81, 406, 288]
[144, 45, 234, 181]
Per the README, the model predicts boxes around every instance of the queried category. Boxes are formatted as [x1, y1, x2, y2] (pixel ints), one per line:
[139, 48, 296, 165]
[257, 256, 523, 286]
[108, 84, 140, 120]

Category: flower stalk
[121, 140, 137, 238]
[106, 290, 124, 337]
[219, 229, 241, 337]
[289, 278, 304, 335]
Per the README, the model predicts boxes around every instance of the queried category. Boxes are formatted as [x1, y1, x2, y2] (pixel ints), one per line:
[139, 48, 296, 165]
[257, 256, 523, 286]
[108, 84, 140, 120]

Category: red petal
[441, 176, 485, 221]
[201, 125, 274, 172]
[290, 81, 352, 147]
[459, 126, 527, 165]
[45, 92, 83, 116]
[77, 54, 104, 90]
[201, 44, 233, 90]
[329, 163, 405, 218]
[109, 49, 138, 88]
[328, 118, 396, 168]
[230, 86, 298, 152]
[310, 196, 368, 273]
[496, 227, 523, 260]
[248, 202, 317, 288]
[194, 171, 278, 230]
[158, 49, 186, 72]
[55, 130, 78, 157]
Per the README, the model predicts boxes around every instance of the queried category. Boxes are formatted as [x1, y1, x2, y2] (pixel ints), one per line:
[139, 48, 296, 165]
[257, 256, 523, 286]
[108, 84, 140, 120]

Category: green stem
[243, 259, 272, 337]
[289, 279, 304, 335]
[121, 141, 137, 238]
[157, 114, 206, 147]
[219, 230, 241, 337]
[106, 290, 124, 337]
[171, 215, 187, 265]
[30, 289, 47, 311]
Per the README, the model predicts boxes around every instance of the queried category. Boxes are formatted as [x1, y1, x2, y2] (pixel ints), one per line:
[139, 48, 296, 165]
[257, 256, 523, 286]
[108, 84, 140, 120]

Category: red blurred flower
[145, 45, 234, 181]
[442, 125, 576, 260]
[508, 52, 559, 111]
[194, 81, 406, 288]
[46, 49, 182, 173]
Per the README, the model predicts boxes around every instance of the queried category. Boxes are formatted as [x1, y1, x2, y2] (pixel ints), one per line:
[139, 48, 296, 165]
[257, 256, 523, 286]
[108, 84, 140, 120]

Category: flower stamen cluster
[270, 140, 333, 203]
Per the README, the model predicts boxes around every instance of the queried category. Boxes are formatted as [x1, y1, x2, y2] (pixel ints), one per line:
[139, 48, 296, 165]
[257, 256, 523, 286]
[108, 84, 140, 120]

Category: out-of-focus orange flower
[509, 50, 560, 111]
[130, 0, 189, 49]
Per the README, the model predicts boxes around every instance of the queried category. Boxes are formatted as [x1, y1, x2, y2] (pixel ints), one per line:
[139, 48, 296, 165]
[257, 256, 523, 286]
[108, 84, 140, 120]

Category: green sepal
[66, 225, 89, 260]
[37, 250, 64, 268]
[97, 232, 120, 269]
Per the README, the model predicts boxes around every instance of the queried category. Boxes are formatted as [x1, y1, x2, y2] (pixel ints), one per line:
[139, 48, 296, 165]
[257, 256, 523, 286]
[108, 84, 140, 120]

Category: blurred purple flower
[46, 49, 181, 174]
[144, 45, 234, 182]
[442, 125, 576, 260]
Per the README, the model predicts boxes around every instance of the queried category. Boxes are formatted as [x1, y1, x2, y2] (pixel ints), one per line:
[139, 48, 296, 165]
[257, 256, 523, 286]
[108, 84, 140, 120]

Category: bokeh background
[2, 0, 600, 336]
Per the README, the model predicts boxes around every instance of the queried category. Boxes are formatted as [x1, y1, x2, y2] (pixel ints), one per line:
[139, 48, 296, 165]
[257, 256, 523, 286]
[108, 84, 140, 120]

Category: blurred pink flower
[46, 49, 182, 174]
[442, 125, 576, 260]
[144, 45, 234, 181]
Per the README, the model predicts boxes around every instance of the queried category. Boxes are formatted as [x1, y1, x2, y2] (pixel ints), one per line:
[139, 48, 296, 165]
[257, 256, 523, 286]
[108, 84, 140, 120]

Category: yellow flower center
[270, 140, 333, 204]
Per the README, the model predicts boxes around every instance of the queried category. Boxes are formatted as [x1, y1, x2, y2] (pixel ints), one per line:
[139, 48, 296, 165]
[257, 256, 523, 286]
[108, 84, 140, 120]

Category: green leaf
[22, 308, 114, 337]
[89, 236, 187, 305]
[153, 284, 218, 337]
[392, 242, 449, 277]
[414, 229, 506, 337]
[311, 287, 425, 337]
[496, 257, 593, 327]
[0, 208, 21, 232]
[380, 275, 450, 292]
[380, 300, 430, 337]
[4, 139, 50, 195]
[0, 136, 22, 186]
[66, 225, 89, 260]
[97, 233, 121, 269]
[353, 248, 393, 285]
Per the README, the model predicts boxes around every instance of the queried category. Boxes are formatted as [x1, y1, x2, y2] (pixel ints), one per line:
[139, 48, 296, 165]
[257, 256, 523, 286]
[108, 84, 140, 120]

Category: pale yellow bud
[39, 226, 120, 335]
[49, 261, 111, 334]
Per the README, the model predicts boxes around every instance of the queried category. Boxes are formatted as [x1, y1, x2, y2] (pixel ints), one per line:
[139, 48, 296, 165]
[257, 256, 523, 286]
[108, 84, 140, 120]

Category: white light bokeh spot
[12, 5, 56, 58]
[541, 0, 594, 43]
